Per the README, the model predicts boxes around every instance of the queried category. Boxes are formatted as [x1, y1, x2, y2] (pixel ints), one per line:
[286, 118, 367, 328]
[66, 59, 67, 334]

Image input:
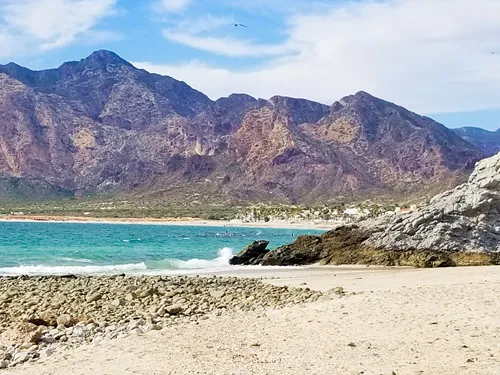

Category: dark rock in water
[230, 240, 270, 265]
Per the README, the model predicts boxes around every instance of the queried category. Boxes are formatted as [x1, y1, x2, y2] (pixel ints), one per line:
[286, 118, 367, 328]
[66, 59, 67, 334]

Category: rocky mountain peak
[215, 93, 257, 108]
[268, 95, 329, 125]
[57, 50, 133, 77]
[84, 50, 131, 65]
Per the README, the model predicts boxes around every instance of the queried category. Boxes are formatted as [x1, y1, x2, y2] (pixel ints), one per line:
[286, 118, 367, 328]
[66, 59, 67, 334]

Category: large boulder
[258, 152, 500, 268]
[229, 240, 270, 265]
[366, 152, 500, 254]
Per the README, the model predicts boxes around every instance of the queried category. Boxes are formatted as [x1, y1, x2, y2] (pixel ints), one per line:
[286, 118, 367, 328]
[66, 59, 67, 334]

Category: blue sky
[0, 0, 499, 131]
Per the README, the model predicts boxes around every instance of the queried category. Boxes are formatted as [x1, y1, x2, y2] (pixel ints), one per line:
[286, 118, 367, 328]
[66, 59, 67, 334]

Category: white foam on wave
[0, 247, 300, 276]
[0, 263, 148, 276]
[166, 247, 234, 270]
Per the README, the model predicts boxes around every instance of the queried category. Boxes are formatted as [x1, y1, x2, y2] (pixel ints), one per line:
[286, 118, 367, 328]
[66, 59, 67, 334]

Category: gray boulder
[367, 152, 500, 255]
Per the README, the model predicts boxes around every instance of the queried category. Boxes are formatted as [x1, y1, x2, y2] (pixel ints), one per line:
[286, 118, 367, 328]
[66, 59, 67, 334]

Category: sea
[0, 221, 324, 276]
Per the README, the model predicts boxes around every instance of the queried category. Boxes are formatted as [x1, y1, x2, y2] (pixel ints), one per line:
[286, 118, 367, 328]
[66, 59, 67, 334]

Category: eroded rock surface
[258, 153, 500, 267]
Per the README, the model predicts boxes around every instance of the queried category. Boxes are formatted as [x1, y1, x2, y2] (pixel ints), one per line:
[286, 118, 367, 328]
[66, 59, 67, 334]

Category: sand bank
[0, 215, 334, 230]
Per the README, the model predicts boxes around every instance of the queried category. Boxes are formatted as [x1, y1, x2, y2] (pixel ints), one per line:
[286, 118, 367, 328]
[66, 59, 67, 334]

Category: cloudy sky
[0, 0, 499, 130]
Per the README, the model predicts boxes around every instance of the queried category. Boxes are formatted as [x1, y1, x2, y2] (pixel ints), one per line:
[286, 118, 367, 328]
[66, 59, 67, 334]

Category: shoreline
[0, 215, 335, 230]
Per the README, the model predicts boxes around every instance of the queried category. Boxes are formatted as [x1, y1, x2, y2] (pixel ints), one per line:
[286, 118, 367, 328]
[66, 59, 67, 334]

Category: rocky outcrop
[258, 153, 500, 267]
[229, 240, 270, 265]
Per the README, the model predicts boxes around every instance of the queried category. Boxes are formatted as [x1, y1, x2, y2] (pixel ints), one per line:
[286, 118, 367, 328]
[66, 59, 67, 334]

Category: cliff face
[0, 50, 485, 202]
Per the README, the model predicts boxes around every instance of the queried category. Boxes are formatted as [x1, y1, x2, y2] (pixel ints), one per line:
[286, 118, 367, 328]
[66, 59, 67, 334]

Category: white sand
[0, 217, 334, 230]
[10, 266, 500, 375]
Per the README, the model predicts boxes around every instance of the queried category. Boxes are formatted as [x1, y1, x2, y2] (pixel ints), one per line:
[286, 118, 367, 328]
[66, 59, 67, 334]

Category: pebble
[166, 305, 183, 315]
[56, 314, 74, 327]
[86, 293, 103, 303]
[0, 275, 330, 369]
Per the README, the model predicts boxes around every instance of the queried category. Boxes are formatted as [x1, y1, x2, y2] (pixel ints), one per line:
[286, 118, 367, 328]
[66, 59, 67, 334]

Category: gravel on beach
[0, 274, 343, 369]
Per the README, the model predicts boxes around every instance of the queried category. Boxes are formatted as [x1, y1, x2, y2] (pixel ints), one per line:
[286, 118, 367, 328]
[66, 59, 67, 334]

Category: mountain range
[451, 127, 500, 156]
[0, 50, 487, 203]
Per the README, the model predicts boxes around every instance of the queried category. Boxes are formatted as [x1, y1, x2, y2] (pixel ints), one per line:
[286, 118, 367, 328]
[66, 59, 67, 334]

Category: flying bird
[234, 23, 247, 28]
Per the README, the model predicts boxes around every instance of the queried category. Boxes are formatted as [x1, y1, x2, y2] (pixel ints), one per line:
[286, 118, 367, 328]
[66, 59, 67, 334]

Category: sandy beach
[0, 215, 335, 230]
[6, 265, 500, 375]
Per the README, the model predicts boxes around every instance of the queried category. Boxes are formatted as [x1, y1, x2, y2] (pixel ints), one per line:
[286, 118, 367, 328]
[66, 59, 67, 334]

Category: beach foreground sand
[8, 266, 500, 375]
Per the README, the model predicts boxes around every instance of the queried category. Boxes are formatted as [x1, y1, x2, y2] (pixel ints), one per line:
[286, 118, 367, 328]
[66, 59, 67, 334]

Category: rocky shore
[0, 275, 339, 369]
[232, 152, 500, 268]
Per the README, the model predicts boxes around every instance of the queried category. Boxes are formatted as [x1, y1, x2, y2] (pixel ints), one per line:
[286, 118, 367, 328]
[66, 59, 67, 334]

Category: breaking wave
[0, 248, 237, 276]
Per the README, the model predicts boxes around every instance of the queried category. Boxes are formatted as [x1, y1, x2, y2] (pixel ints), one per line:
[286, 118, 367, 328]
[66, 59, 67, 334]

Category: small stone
[0, 360, 7, 369]
[166, 305, 183, 315]
[139, 288, 155, 298]
[110, 298, 124, 307]
[210, 290, 225, 299]
[125, 293, 137, 302]
[72, 326, 87, 338]
[327, 287, 345, 296]
[156, 307, 166, 316]
[13, 351, 30, 364]
[86, 293, 103, 303]
[57, 314, 75, 327]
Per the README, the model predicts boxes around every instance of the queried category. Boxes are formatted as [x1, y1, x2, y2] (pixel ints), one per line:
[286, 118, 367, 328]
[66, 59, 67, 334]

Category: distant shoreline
[0, 215, 334, 230]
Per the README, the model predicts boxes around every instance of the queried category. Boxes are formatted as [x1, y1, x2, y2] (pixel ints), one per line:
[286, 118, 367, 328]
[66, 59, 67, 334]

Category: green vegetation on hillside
[0, 198, 239, 220]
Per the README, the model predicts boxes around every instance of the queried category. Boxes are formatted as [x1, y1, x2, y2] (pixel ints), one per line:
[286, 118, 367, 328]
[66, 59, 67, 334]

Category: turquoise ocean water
[0, 222, 324, 276]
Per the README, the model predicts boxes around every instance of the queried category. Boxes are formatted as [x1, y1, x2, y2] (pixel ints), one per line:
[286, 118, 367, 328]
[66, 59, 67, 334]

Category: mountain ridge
[0, 50, 485, 203]
[451, 127, 500, 156]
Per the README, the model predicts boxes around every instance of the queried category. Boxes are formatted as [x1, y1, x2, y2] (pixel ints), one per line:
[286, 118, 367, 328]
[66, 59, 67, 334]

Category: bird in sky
[234, 23, 247, 28]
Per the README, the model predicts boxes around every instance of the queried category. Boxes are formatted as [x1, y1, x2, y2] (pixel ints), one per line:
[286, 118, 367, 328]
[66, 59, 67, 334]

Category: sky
[0, 0, 499, 130]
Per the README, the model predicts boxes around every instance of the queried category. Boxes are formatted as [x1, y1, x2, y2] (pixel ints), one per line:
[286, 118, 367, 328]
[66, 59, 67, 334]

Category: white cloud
[143, 0, 500, 114]
[162, 30, 298, 58]
[156, 0, 191, 13]
[173, 15, 235, 35]
[0, 0, 117, 54]
[0, 30, 20, 58]
[82, 30, 125, 45]
[161, 11, 300, 58]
